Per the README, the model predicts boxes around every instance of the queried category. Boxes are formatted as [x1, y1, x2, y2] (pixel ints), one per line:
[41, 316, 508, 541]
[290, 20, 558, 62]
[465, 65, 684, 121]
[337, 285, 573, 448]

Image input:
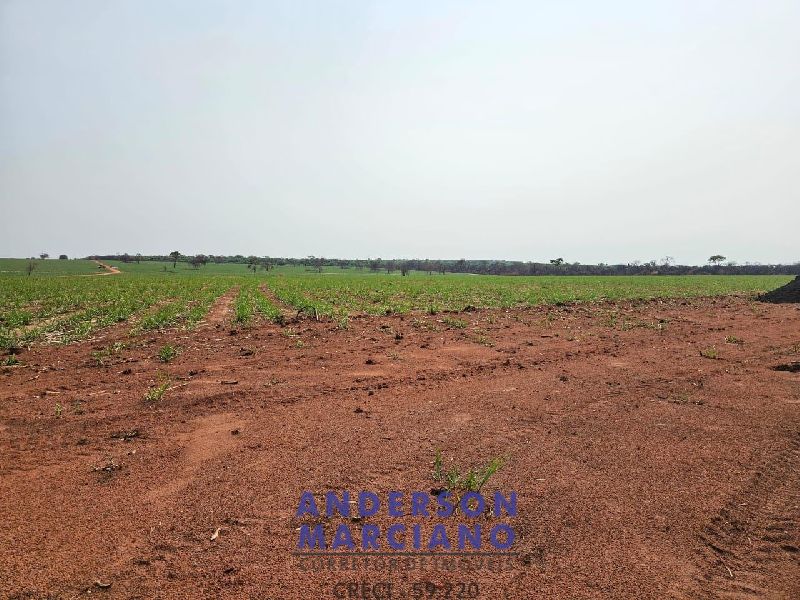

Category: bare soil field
[1, 296, 798, 599]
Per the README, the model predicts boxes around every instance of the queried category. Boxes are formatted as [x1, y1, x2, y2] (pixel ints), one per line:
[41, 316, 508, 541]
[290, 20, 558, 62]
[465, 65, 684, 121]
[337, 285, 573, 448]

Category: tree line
[83, 253, 800, 276]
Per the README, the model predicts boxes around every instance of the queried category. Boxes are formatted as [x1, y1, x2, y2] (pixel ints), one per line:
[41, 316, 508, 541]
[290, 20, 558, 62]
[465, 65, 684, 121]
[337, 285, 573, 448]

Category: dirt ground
[1, 295, 799, 599]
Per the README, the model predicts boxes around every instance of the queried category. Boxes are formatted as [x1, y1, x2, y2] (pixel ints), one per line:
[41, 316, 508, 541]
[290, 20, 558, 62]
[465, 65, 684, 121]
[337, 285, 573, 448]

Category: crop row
[1, 272, 789, 351]
[0, 276, 240, 350]
[233, 282, 284, 325]
[264, 274, 790, 316]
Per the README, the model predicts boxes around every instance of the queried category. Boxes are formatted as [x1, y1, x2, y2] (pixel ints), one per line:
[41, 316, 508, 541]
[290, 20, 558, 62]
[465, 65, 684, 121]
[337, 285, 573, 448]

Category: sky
[1, 1, 798, 265]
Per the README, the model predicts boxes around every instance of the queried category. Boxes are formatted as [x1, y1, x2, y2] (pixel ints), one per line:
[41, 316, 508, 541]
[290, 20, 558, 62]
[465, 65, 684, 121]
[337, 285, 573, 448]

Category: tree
[550, 258, 564, 266]
[26, 260, 37, 276]
[135, 253, 142, 264]
[246, 256, 260, 273]
[189, 255, 207, 269]
[708, 255, 726, 265]
[58, 254, 68, 260]
[39, 253, 49, 260]
[169, 251, 180, 268]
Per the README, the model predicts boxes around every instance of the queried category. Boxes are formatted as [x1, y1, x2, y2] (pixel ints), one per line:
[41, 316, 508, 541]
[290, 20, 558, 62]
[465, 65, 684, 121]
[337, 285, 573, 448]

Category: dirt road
[91, 260, 121, 275]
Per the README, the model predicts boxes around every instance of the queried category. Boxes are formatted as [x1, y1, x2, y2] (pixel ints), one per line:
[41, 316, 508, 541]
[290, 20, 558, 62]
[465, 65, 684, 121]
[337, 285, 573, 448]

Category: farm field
[0, 258, 101, 276]
[0, 264, 799, 598]
[0, 260, 790, 353]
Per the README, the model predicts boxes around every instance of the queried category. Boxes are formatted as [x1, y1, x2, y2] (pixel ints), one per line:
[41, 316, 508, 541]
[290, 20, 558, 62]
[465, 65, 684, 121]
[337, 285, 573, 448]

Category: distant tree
[550, 258, 564, 266]
[661, 256, 674, 267]
[400, 262, 410, 276]
[189, 255, 207, 269]
[246, 255, 260, 273]
[708, 255, 726, 265]
[121, 253, 131, 263]
[26, 260, 37, 276]
[39, 253, 49, 260]
[169, 250, 180, 268]
[58, 254, 68, 260]
[135, 253, 142, 264]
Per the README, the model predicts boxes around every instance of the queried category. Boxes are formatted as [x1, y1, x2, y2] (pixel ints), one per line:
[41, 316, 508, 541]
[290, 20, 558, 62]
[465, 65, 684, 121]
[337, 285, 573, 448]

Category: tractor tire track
[690, 432, 800, 599]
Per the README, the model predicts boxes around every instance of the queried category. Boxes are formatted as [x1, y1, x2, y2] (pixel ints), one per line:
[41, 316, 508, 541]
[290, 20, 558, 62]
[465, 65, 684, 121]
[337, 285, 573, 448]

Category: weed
[145, 376, 170, 402]
[91, 341, 128, 366]
[432, 451, 504, 496]
[442, 316, 468, 329]
[411, 318, 439, 332]
[157, 344, 179, 363]
[700, 346, 718, 359]
[725, 335, 744, 345]
[2, 355, 19, 366]
[54, 403, 63, 418]
[472, 333, 494, 347]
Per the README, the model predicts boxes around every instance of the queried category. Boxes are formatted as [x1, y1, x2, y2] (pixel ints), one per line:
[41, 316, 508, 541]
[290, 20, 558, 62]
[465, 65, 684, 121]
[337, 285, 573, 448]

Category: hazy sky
[1, 1, 798, 264]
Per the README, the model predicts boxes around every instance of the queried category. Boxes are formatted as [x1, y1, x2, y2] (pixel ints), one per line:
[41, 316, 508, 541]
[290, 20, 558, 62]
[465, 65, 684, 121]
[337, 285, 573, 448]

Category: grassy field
[0, 259, 790, 352]
[0, 258, 100, 276]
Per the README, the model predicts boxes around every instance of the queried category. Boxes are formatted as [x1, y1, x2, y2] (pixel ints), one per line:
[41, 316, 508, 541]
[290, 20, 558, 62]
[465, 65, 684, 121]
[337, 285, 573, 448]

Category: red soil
[1, 296, 798, 599]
